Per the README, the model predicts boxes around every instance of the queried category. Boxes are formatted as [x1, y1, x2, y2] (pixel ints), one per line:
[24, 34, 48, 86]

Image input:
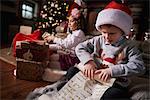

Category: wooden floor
[0, 60, 50, 100]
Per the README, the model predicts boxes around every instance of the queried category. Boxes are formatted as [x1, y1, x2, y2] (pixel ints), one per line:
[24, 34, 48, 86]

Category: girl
[43, 8, 86, 82]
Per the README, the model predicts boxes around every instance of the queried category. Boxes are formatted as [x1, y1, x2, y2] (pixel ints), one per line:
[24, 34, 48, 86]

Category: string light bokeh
[35, 0, 69, 34]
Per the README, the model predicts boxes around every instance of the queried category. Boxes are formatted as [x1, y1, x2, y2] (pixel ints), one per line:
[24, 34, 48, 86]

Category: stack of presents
[15, 40, 50, 81]
[12, 28, 58, 81]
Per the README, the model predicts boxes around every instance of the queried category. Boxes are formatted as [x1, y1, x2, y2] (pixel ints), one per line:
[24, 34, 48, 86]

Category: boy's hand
[95, 68, 112, 82]
[83, 60, 97, 80]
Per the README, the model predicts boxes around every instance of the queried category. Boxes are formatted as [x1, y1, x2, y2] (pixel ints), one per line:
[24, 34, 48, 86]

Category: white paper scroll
[38, 63, 116, 100]
[51, 72, 115, 100]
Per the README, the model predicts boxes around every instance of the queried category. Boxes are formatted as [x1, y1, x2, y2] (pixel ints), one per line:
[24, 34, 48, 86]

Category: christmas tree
[34, 0, 69, 34]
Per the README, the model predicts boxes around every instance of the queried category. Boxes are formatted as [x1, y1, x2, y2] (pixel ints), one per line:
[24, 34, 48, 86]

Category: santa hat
[95, 1, 133, 35]
[68, 0, 86, 16]
[74, 0, 86, 7]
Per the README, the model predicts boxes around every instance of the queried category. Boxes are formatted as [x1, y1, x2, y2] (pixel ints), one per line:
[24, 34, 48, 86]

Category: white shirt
[53, 29, 85, 50]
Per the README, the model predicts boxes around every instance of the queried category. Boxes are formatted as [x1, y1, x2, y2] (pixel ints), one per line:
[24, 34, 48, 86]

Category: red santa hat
[95, 1, 133, 35]
[68, 0, 86, 16]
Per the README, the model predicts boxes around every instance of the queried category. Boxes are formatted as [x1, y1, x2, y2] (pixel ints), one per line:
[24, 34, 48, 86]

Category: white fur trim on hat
[95, 9, 133, 35]
[74, 0, 86, 7]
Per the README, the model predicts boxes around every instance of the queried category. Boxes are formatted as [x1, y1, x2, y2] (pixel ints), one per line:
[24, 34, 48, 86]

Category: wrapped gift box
[16, 59, 46, 81]
[16, 40, 49, 62]
[16, 41, 49, 81]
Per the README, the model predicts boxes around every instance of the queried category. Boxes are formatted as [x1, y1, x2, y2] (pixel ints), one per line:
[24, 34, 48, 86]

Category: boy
[27, 1, 145, 100]
[75, 1, 145, 99]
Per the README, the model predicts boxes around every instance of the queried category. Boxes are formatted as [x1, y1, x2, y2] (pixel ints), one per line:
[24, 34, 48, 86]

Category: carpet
[0, 48, 16, 66]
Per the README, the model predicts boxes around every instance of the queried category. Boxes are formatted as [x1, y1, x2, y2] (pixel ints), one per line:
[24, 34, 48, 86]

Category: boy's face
[100, 25, 123, 44]
[68, 16, 78, 31]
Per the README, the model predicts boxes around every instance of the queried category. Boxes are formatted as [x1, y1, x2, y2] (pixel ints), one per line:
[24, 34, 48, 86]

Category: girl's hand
[44, 35, 55, 43]
[95, 68, 112, 82]
[83, 60, 97, 80]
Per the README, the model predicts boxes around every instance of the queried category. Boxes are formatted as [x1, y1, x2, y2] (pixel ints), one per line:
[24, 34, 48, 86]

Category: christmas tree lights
[35, 0, 69, 34]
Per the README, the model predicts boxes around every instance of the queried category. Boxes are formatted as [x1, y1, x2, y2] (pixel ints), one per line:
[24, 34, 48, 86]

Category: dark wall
[136, 2, 149, 40]
[1, 11, 20, 45]
[0, 0, 40, 47]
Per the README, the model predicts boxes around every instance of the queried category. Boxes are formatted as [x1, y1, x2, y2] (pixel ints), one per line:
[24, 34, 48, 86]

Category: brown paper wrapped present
[16, 41, 49, 81]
